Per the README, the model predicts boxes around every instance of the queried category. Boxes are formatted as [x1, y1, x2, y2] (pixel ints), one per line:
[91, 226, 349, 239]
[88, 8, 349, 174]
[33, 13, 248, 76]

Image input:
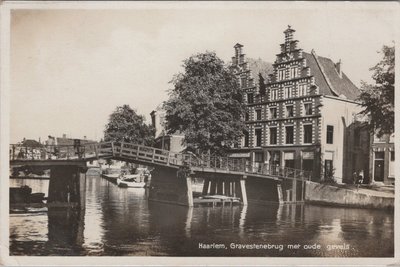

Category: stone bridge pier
[148, 166, 286, 206]
[48, 165, 87, 209]
[245, 177, 283, 205]
[148, 166, 193, 206]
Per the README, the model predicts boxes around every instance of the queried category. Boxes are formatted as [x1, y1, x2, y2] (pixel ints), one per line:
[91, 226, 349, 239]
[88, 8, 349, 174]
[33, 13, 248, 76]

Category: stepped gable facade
[230, 26, 364, 183]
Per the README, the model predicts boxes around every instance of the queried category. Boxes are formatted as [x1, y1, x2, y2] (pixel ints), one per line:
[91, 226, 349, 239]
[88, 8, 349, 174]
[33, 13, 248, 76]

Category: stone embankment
[304, 181, 394, 209]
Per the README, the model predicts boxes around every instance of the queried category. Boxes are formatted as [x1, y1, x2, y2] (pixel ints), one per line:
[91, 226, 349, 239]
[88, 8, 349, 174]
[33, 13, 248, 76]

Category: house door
[374, 152, 385, 182]
[302, 159, 313, 172]
[284, 152, 295, 169]
[324, 160, 333, 178]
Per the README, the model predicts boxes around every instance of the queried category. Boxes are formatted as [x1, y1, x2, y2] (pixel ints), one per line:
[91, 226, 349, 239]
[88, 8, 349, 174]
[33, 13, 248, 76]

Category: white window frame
[271, 89, 278, 100]
[290, 67, 297, 79]
[304, 102, 312, 116]
[278, 69, 285, 81]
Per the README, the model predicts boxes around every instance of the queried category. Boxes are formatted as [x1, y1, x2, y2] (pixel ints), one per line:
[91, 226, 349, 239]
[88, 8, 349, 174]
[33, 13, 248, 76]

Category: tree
[104, 105, 155, 146]
[359, 44, 394, 137]
[164, 52, 245, 155]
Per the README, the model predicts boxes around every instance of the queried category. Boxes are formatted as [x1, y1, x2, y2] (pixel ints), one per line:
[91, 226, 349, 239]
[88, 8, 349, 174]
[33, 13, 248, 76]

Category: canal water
[10, 175, 394, 257]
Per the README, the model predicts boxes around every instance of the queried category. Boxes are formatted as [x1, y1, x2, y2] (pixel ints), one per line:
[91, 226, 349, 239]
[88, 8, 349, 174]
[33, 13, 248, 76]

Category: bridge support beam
[48, 165, 87, 209]
[148, 166, 193, 207]
[202, 178, 210, 195]
[245, 177, 282, 205]
[240, 177, 248, 206]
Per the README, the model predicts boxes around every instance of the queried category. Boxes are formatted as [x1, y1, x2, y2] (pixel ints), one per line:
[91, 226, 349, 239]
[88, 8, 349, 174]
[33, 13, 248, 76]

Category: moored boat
[102, 173, 120, 182]
[117, 177, 146, 188]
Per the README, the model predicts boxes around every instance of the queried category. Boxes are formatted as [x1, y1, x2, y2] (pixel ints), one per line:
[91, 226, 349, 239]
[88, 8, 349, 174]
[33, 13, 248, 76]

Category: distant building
[55, 134, 93, 147]
[150, 104, 185, 153]
[45, 134, 96, 157]
[230, 26, 365, 183]
[20, 138, 43, 148]
[369, 132, 395, 185]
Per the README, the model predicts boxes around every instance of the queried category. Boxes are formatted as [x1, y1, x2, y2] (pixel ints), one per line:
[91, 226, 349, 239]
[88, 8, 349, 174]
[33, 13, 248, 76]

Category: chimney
[62, 134, 66, 139]
[84, 136, 87, 140]
[336, 59, 342, 78]
[284, 25, 295, 53]
[234, 43, 244, 64]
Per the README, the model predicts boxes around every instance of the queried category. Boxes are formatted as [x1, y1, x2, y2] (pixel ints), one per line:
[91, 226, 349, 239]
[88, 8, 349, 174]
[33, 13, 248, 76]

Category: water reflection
[9, 176, 394, 257]
[47, 208, 85, 255]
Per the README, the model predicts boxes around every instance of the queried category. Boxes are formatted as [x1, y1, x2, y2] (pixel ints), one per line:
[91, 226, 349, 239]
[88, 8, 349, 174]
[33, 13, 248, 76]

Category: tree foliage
[359, 44, 395, 137]
[164, 52, 245, 155]
[104, 105, 155, 146]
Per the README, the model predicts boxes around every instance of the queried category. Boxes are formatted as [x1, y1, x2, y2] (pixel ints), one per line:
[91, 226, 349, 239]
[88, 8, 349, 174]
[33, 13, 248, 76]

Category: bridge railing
[9, 144, 89, 161]
[10, 141, 313, 181]
[180, 153, 312, 181]
[114, 142, 186, 166]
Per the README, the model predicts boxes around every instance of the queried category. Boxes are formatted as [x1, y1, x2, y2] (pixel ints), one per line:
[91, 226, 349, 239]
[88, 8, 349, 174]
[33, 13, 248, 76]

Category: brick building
[230, 26, 364, 183]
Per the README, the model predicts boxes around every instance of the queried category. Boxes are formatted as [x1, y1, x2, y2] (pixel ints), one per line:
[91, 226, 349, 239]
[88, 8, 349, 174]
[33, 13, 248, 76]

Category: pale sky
[9, 2, 397, 143]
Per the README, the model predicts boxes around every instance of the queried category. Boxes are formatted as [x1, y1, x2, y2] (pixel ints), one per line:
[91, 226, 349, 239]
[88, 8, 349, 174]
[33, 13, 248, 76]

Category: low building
[369, 132, 395, 185]
[150, 104, 185, 153]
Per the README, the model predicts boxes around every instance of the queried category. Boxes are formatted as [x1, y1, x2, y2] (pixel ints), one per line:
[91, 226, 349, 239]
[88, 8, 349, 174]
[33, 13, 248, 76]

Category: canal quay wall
[304, 181, 394, 210]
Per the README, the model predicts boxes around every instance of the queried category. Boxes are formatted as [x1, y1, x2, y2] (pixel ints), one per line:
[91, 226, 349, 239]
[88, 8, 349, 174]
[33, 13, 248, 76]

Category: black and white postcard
[0, 1, 398, 266]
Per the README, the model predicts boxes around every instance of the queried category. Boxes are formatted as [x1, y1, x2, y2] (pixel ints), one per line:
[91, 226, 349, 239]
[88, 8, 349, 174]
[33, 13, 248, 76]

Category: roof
[56, 137, 94, 146]
[247, 57, 274, 80]
[303, 52, 360, 100]
[20, 139, 43, 147]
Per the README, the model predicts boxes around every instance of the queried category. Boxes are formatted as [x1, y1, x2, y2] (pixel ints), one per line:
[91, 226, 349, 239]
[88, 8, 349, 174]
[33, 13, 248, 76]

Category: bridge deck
[10, 141, 312, 182]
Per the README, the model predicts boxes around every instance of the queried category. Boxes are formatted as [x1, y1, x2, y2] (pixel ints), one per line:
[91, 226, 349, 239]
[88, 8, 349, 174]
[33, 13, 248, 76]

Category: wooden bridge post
[202, 178, 210, 195]
[209, 180, 217, 195]
[186, 176, 194, 207]
[224, 180, 231, 196]
[277, 184, 283, 203]
[167, 151, 171, 165]
[300, 174, 305, 201]
[94, 143, 99, 158]
[292, 177, 297, 202]
[136, 145, 140, 159]
[111, 142, 115, 156]
[240, 176, 248, 206]
[120, 141, 124, 156]
[152, 148, 156, 163]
